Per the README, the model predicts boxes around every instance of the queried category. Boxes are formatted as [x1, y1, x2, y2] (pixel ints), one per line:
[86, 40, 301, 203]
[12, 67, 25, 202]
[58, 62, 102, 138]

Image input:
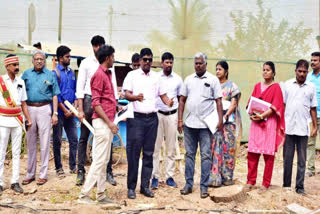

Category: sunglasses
[142, 57, 153, 62]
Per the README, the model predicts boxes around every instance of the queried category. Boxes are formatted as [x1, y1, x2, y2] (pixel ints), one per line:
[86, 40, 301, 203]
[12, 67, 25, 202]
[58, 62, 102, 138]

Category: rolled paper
[64, 100, 95, 135]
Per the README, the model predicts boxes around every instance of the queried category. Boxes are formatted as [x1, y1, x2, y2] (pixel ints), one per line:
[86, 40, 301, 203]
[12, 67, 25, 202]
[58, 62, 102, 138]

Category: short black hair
[6, 54, 16, 58]
[97, 45, 115, 64]
[131, 53, 140, 63]
[91, 35, 105, 47]
[296, 59, 309, 70]
[161, 52, 174, 62]
[311, 52, 320, 57]
[140, 48, 153, 58]
[56, 45, 71, 59]
[216, 60, 229, 79]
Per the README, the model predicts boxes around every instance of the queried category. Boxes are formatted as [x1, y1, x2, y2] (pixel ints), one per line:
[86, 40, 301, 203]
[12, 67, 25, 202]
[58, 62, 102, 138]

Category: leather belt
[134, 112, 157, 118]
[158, 109, 177, 116]
[27, 102, 50, 107]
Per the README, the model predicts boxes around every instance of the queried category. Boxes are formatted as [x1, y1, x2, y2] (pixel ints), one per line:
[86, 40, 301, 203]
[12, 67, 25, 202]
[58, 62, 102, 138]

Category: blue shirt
[54, 64, 77, 116]
[22, 67, 60, 103]
[307, 71, 320, 118]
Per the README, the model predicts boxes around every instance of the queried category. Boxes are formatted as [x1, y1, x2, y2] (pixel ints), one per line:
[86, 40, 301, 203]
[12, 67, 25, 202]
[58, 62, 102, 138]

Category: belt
[134, 112, 157, 118]
[0, 105, 22, 117]
[158, 109, 177, 116]
[27, 102, 50, 107]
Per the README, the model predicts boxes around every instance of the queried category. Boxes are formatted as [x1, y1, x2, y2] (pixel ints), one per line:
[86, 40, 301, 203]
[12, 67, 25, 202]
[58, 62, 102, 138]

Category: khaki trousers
[152, 112, 177, 180]
[307, 118, 320, 173]
[80, 118, 113, 200]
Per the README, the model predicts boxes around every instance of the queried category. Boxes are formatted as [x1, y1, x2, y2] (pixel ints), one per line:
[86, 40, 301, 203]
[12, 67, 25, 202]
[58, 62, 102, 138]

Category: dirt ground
[0, 143, 319, 214]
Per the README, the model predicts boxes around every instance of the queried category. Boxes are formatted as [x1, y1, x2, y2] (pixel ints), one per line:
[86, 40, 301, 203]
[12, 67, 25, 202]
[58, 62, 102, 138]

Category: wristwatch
[53, 111, 58, 116]
[259, 114, 264, 120]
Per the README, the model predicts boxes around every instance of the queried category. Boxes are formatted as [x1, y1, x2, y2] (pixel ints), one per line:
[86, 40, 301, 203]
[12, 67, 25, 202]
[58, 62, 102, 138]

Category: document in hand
[203, 108, 226, 135]
[246, 96, 271, 115]
[114, 102, 134, 125]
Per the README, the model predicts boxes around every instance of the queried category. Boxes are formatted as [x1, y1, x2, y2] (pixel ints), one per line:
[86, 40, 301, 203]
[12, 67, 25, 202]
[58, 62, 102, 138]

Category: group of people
[0, 34, 319, 204]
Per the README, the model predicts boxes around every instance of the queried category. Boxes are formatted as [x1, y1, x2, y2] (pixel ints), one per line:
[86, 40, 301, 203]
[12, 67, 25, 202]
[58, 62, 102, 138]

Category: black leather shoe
[76, 170, 85, 186]
[128, 189, 136, 199]
[180, 186, 192, 195]
[200, 189, 209, 198]
[0, 185, 3, 196]
[106, 173, 117, 186]
[140, 188, 154, 198]
[296, 188, 307, 195]
[11, 183, 23, 193]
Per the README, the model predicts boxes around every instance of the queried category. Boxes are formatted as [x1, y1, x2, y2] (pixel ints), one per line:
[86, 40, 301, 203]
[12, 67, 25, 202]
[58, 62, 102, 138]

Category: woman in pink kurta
[245, 61, 285, 193]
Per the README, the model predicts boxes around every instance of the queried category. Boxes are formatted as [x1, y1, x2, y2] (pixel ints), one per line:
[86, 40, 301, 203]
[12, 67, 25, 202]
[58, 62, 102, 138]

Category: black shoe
[76, 170, 85, 186]
[180, 185, 192, 195]
[296, 188, 307, 195]
[140, 187, 154, 198]
[106, 173, 117, 186]
[11, 183, 23, 193]
[0, 186, 3, 196]
[128, 189, 136, 199]
[200, 189, 209, 198]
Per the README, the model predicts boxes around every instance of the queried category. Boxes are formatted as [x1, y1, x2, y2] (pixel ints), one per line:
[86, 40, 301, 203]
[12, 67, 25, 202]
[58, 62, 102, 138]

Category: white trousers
[152, 112, 177, 180]
[0, 125, 22, 185]
[80, 118, 113, 201]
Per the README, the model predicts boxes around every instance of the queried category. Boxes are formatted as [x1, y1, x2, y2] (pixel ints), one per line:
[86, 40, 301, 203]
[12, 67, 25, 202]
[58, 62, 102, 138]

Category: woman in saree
[210, 61, 242, 187]
[245, 61, 285, 193]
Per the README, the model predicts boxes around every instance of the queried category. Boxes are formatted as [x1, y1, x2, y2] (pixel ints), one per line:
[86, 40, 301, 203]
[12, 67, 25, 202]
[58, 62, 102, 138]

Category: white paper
[203, 109, 226, 134]
[114, 102, 134, 125]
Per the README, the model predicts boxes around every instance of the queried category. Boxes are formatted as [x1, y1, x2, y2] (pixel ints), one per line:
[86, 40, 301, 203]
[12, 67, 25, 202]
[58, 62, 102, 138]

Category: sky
[0, 0, 318, 57]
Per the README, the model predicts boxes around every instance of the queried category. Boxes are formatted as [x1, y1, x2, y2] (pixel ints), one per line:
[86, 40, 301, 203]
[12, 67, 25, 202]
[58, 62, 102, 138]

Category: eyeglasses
[34, 58, 44, 61]
[142, 57, 153, 62]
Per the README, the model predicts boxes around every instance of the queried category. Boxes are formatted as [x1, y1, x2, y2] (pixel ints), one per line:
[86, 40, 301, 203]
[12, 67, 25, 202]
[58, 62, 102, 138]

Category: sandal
[244, 183, 254, 192]
[56, 169, 65, 177]
[22, 177, 35, 185]
[36, 178, 47, 185]
[258, 186, 268, 194]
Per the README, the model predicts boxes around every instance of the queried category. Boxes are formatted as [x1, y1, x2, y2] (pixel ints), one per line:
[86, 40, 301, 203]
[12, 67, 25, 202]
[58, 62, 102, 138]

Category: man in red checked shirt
[77, 45, 118, 205]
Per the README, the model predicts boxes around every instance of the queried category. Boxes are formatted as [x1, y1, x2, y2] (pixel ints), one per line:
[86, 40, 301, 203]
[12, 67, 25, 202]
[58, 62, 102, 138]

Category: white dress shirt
[180, 71, 222, 129]
[283, 78, 318, 136]
[156, 70, 183, 112]
[123, 68, 166, 113]
[76, 54, 118, 100]
[0, 74, 27, 127]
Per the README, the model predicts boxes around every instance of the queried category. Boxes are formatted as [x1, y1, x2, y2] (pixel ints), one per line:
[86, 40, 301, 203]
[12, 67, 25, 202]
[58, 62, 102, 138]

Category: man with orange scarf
[0, 55, 32, 195]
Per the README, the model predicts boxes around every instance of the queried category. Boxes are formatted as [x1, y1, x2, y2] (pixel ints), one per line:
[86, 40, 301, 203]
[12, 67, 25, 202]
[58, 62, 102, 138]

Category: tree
[129, 0, 213, 77]
[217, 0, 312, 61]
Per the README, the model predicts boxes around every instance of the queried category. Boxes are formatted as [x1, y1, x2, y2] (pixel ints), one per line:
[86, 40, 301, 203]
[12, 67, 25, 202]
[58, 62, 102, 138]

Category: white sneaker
[77, 196, 96, 204]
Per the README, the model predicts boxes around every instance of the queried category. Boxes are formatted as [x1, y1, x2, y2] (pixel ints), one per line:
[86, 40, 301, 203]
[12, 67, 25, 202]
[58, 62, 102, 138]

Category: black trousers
[283, 134, 308, 190]
[77, 95, 113, 174]
[126, 113, 158, 190]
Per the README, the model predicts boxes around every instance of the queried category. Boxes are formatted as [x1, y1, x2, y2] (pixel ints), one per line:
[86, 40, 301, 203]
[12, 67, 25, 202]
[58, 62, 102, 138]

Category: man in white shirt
[123, 48, 173, 199]
[151, 52, 182, 189]
[76, 35, 118, 186]
[283, 59, 318, 195]
[0, 55, 32, 195]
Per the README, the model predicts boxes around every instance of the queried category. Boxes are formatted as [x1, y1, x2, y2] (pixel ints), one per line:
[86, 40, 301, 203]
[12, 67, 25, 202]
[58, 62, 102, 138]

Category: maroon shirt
[90, 65, 117, 121]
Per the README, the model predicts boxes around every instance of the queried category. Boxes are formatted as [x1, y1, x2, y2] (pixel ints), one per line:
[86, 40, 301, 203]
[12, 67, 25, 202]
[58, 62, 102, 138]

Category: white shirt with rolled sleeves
[123, 68, 166, 113]
[283, 78, 318, 136]
[0, 74, 27, 127]
[76, 54, 118, 100]
[180, 71, 222, 129]
[156, 71, 183, 112]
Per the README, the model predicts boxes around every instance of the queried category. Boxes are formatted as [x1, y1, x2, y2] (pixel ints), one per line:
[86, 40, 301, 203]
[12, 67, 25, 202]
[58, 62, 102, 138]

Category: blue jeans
[53, 116, 78, 171]
[184, 125, 212, 190]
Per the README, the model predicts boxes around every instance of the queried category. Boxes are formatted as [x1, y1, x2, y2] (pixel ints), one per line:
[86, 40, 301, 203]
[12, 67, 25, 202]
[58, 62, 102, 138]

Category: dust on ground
[0, 143, 319, 214]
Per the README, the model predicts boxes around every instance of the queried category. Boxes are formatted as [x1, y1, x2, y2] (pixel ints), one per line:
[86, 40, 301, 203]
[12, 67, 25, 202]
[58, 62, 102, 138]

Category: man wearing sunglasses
[123, 48, 173, 199]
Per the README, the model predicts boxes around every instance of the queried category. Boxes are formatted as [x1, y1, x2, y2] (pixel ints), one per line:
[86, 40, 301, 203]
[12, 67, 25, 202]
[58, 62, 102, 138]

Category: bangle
[260, 114, 264, 120]
[178, 120, 183, 122]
